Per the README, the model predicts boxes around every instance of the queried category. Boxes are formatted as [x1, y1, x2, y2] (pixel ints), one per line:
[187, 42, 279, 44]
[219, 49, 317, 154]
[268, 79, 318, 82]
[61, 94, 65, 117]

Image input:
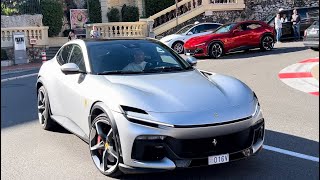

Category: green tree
[88, 0, 102, 23]
[41, 0, 64, 37]
[107, 8, 120, 22]
[121, 5, 139, 22]
[145, 0, 175, 17]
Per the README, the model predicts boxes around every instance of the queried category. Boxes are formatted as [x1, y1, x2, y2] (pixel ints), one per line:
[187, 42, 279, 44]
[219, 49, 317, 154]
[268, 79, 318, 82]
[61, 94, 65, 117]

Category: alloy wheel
[211, 43, 223, 59]
[262, 36, 274, 50]
[173, 42, 184, 54]
[89, 119, 119, 174]
[37, 88, 47, 125]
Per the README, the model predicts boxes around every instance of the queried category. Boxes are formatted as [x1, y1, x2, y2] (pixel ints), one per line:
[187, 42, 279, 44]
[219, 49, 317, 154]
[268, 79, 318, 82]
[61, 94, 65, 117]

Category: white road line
[264, 145, 319, 162]
[1, 73, 38, 83]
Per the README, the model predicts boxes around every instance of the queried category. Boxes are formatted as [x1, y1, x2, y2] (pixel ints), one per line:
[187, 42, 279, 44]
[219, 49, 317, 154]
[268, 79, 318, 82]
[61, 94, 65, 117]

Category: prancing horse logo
[212, 139, 218, 146]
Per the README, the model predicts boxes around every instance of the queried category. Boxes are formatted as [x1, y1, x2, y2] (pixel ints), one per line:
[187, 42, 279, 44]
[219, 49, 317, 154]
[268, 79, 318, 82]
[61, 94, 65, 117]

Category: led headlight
[194, 42, 206, 47]
[120, 105, 174, 128]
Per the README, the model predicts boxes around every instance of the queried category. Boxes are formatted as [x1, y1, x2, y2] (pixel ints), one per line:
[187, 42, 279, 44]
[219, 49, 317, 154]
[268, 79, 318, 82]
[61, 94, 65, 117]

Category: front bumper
[303, 40, 319, 48]
[184, 44, 208, 57]
[114, 109, 265, 174]
[160, 40, 174, 49]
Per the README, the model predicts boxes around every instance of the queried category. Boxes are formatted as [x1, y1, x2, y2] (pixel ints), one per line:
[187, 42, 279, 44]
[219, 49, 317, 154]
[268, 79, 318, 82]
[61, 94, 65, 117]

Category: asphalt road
[1, 42, 319, 180]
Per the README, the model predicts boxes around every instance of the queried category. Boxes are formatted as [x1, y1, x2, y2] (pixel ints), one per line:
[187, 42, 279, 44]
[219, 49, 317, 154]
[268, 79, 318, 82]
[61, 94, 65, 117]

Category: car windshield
[263, 13, 276, 23]
[176, 24, 194, 34]
[87, 40, 192, 75]
[213, 23, 237, 34]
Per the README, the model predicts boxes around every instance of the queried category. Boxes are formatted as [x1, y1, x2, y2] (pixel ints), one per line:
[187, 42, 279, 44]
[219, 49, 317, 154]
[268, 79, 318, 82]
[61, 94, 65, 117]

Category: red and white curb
[278, 58, 319, 96]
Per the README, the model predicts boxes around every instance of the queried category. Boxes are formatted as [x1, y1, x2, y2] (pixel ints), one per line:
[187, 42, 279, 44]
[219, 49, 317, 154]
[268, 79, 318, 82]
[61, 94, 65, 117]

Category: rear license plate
[208, 154, 229, 165]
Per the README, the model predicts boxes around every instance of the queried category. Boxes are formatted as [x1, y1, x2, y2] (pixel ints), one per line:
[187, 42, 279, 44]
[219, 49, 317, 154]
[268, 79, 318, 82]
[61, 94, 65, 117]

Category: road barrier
[41, 51, 47, 63]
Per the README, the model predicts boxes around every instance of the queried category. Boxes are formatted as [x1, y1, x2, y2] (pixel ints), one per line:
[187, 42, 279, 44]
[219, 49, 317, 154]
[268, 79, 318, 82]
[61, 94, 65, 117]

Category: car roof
[81, 38, 158, 45]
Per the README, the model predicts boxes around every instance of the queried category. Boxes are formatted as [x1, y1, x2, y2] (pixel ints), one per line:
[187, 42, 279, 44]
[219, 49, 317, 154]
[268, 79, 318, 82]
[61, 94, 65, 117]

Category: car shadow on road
[194, 46, 309, 61]
[120, 129, 319, 180]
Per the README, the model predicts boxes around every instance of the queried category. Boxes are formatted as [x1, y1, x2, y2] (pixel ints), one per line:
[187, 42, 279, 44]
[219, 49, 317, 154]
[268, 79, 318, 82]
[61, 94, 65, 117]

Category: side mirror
[60, 63, 80, 74]
[185, 56, 197, 66]
[187, 31, 194, 35]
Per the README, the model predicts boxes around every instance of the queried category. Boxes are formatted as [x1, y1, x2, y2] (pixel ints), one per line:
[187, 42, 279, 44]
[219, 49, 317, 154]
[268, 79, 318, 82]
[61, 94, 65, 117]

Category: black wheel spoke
[95, 122, 107, 142]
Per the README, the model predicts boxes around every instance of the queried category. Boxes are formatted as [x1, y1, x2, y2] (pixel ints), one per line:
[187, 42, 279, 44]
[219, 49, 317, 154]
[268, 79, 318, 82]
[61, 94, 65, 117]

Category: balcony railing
[85, 22, 148, 39]
[1, 26, 49, 48]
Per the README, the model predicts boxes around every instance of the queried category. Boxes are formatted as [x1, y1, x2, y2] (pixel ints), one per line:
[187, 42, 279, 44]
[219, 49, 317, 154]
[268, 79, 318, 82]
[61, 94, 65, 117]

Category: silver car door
[57, 44, 89, 131]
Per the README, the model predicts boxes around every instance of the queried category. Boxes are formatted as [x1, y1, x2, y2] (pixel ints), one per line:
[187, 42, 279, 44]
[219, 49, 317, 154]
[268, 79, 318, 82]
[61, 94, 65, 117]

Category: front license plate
[186, 53, 191, 56]
[208, 154, 229, 165]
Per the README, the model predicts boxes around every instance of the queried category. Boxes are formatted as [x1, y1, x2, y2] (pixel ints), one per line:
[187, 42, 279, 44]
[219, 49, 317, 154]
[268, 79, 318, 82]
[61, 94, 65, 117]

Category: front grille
[131, 120, 265, 161]
[165, 128, 254, 159]
[185, 49, 195, 55]
[305, 36, 319, 40]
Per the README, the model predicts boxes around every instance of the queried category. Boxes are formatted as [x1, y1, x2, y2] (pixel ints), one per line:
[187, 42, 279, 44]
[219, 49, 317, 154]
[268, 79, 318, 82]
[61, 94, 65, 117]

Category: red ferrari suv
[184, 20, 276, 58]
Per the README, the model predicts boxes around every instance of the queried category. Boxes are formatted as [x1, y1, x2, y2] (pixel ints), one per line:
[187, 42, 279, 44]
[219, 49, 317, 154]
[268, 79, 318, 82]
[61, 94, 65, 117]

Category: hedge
[1, 49, 8, 61]
[145, 0, 175, 18]
[121, 5, 139, 22]
[107, 8, 120, 22]
[88, 0, 102, 23]
[41, 0, 63, 37]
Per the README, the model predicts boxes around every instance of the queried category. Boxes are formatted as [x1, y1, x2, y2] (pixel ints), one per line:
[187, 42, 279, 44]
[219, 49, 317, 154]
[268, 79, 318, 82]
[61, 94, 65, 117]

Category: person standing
[275, 13, 282, 43]
[281, 14, 288, 23]
[291, 9, 301, 41]
[68, 30, 77, 41]
[90, 26, 100, 38]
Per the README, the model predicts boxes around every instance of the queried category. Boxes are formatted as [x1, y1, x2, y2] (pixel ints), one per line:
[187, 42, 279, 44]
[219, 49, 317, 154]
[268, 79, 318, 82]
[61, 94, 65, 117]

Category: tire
[37, 86, 55, 130]
[89, 113, 122, 177]
[172, 41, 184, 54]
[310, 47, 319, 51]
[209, 42, 224, 59]
[260, 35, 274, 51]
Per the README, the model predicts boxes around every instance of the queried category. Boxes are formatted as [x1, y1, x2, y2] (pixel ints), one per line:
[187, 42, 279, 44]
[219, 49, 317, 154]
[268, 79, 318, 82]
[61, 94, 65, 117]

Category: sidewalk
[1, 62, 42, 74]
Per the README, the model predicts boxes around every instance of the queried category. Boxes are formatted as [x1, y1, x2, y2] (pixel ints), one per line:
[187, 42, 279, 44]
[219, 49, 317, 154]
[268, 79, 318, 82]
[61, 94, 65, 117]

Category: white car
[160, 22, 222, 54]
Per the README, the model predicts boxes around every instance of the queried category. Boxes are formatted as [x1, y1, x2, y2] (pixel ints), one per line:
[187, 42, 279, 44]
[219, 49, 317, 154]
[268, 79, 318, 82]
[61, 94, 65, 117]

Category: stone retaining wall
[1, 14, 43, 28]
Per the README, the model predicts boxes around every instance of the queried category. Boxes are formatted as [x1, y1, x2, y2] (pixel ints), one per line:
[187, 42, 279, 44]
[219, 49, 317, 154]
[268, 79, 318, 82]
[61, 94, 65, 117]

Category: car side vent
[120, 105, 148, 114]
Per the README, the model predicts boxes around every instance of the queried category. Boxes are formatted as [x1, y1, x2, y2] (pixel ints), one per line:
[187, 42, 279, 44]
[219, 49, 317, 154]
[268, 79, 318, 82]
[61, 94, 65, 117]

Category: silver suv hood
[104, 70, 254, 113]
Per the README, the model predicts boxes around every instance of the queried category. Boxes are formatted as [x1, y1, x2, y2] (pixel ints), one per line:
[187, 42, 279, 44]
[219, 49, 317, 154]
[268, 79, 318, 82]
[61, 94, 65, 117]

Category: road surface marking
[264, 145, 319, 162]
[278, 58, 319, 96]
[1, 73, 38, 83]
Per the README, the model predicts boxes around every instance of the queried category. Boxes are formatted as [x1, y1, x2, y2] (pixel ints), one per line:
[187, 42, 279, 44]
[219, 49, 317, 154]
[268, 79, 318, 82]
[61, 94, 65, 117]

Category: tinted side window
[246, 23, 262, 30]
[191, 25, 206, 34]
[69, 45, 85, 71]
[57, 45, 73, 65]
[205, 24, 221, 31]
[298, 8, 308, 19]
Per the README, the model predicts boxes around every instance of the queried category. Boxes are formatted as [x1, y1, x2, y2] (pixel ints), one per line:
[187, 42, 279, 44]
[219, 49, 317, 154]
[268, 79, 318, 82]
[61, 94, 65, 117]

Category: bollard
[41, 51, 47, 63]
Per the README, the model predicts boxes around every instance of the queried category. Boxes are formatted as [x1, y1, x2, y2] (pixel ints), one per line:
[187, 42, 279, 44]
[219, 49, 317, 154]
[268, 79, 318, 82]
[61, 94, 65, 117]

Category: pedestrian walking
[291, 9, 301, 41]
[275, 13, 282, 43]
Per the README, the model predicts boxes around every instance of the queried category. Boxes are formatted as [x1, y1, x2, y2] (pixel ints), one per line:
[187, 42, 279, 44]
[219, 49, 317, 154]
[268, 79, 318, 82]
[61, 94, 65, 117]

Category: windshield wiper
[145, 66, 184, 72]
[97, 70, 144, 75]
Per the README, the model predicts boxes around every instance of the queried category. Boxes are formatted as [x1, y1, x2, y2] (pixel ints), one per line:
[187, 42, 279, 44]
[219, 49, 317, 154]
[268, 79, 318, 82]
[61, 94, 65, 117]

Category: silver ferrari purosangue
[36, 38, 265, 177]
